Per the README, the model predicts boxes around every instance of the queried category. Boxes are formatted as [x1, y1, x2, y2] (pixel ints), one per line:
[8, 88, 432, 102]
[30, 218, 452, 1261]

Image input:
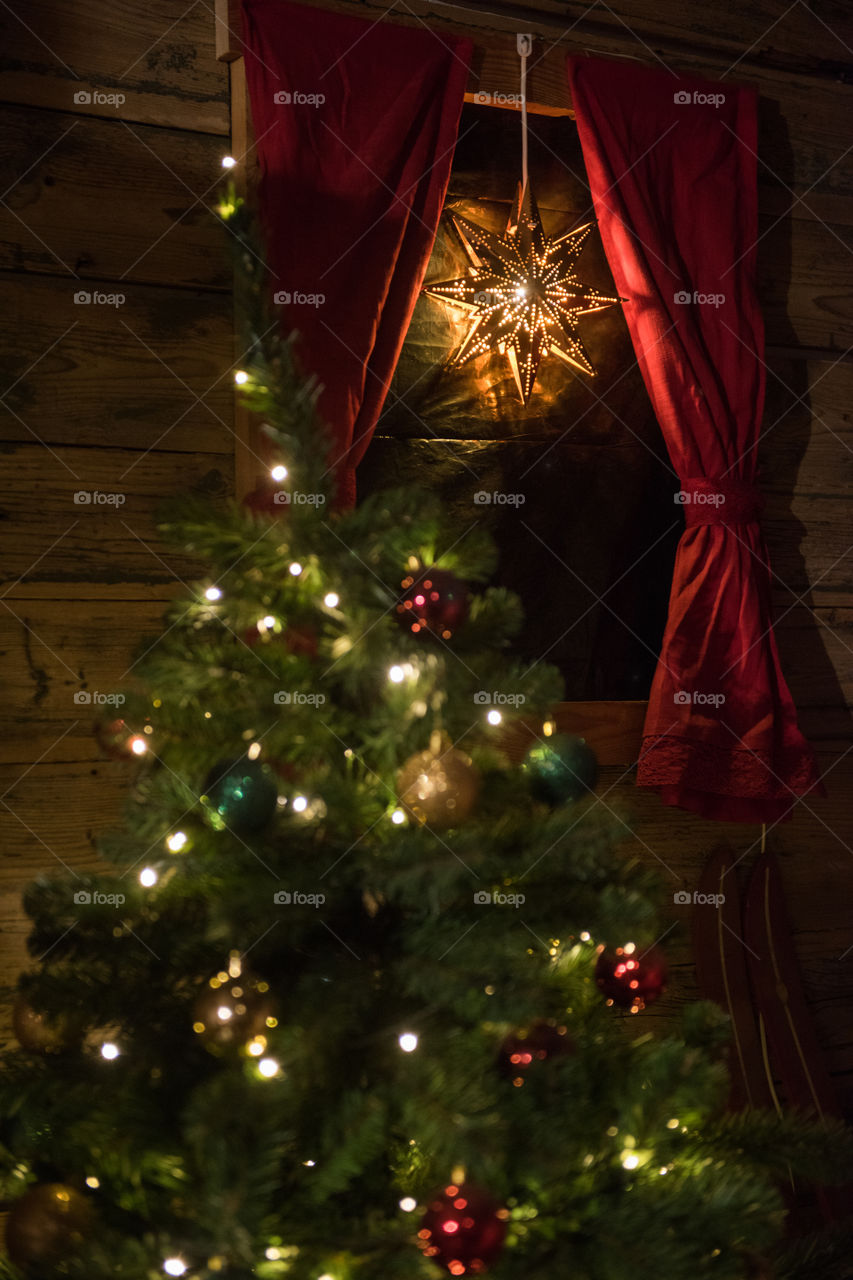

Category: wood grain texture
[0, 273, 234, 453]
[0, 445, 231, 591]
[0, 107, 231, 290]
[0, 1, 229, 133]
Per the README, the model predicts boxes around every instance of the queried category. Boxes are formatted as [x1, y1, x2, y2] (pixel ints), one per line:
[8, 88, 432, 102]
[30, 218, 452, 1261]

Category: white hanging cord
[517, 33, 532, 195]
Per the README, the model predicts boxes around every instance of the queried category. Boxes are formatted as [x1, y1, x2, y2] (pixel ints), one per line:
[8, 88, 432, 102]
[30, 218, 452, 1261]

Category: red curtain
[568, 56, 822, 823]
[239, 0, 471, 507]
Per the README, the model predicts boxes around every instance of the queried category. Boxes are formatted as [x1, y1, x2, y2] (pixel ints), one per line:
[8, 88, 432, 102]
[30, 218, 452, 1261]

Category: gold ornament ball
[5, 1183, 94, 1268]
[396, 732, 480, 828]
[13, 993, 79, 1054]
[192, 972, 276, 1051]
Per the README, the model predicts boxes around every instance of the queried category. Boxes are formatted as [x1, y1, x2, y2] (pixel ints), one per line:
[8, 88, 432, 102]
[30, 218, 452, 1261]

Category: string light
[247, 742, 262, 761]
[85, 1176, 99, 1189]
[666, 1118, 680, 1129]
[163, 1260, 187, 1277]
[266, 1249, 281, 1261]
[399, 1197, 417, 1212]
[388, 665, 405, 683]
[166, 831, 187, 853]
[543, 719, 556, 737]
[234, 370, 249, 385]
[130, 736, 147, 755]
[205, 586, 222, 602]
[258, 1057, 280, 1078]
[621, 1153, 639, 1170]
[323, 592, 339, 608]
[257, 616, 276, 632]
[100, 1042, 120, 1060]
[390, 808, 406, 825]
[398, 1032, 418, 1053]
[487, 709, 502, 725]
[270, 464, 288, 481]
[289, 562, 302, 576]
[221, 155, 237, 169]
[292, 795, 308, 813]
[139, 867, 158, 887]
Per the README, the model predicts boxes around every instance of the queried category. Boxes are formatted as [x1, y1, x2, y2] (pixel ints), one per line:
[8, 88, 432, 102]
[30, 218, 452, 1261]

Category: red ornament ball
[397, 568, 469, 641]
[594, 944, 668, 1013]
[498, 1019, 573, 1084]
[417, 1182, 507, 1275]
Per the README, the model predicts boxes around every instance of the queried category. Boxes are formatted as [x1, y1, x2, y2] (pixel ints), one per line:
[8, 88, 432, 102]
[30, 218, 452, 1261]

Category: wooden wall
[1, 0, 852, 1186]
[0, 6, 233, 1010]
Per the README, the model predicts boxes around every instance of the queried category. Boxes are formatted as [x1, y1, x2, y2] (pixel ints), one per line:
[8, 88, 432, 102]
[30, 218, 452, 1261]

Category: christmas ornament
[192, 958, 276, 1052]
[243, 620, 318, 658]
[201, 757, 278, 833]
[397, 732, 479, 828]
[418, 1182, 508, 1275]
[424, 182, 620, 404]
[595, 943, 668, 1013]
[498, 1019, 573, 1084]
[13, 993, 80, 1054]
[524, 733, 598, 805]
[242, 478, 286, 517]
[5, 1183, 94, 1268]
[397, 567, 469, 641]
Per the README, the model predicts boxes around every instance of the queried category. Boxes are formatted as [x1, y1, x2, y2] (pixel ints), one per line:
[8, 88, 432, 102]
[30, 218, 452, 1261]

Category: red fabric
[568, 56, 822, 823]
[240, 0, 472, 507]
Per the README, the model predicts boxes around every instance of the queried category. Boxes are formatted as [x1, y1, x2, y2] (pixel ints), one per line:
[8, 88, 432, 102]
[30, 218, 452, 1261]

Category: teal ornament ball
[524, 734, 599, 805]
[202, 757, 279, 833]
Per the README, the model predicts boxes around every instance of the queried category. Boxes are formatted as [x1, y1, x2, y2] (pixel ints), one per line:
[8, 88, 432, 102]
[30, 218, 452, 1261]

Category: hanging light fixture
[424, 35, 622, 404]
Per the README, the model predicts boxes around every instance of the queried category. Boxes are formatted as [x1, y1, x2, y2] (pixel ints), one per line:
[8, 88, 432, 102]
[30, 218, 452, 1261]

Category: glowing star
[424, 183, 621, 404]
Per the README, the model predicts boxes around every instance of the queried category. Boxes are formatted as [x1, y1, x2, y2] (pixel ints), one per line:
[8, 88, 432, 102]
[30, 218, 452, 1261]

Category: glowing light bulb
[258, 1057, 280, 1077]
[487, 709, 502, 725]
[390, 808, 406, 825]
[388, 665, 405, 683]
[622, 1153, 639, 1170]
[324, 592, 339, 608]
[130, 736, 147, 755]
[234, 370, 249, 385]
[266, 1248, 281, 1261]
[318, 1273, 335, 1280]
[289, 562, 302, 576]
[139, 867, 158, 887]
[205, 586, 222, 601]
[270, 464, 288, 481]
[292, 795, 308, 813]
[216, 1005, 233, 1022]
[85, 1176, 99, 1189]
[623, 941, 636, 955]
[398, 1032, 418, 1053]
[579, 930, 591, 942]
[166, 831, 187, 852]
[303, 1159, 316, 1166]
[101, 1042, 120, 1060]
[221, 155, 236, 169]
[247, 742, 262, 761]
[666, 1118, 679, 1129]
[164, 1260, 187, 1277]
[399, 1197, 417, 1212]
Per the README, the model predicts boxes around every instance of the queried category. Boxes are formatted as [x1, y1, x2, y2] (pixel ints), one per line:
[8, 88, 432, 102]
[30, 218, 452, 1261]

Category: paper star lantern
[424, 183, 621, 404]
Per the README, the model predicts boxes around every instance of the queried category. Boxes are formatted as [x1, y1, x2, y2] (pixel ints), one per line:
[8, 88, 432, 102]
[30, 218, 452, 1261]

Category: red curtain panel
[568, 55, 822, 823]
[239, 0, 472, 507]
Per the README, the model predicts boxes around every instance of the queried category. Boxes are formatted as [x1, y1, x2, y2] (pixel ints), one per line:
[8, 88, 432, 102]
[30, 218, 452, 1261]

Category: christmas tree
[1, 191, 851, 1280]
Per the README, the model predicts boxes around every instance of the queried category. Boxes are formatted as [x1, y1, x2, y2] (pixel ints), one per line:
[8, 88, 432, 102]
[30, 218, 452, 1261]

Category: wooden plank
[497, 700, 646, 765]
[0, 1, 229, 134]
[240, 0, 853, 81]
[216, 0, 244, 62]
[0, 107, 232, 290]
[0, 273, 234, 454]
[0, 445, 231, 591]
[0, 599, 176, 766]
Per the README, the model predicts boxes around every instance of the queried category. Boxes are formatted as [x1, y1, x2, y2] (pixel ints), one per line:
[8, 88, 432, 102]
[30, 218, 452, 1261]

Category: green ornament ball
[524, 734, 599, 805]
[202, 757, 279, 833]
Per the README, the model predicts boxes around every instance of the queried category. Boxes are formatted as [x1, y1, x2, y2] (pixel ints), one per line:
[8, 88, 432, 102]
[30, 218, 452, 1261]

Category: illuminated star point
[424, 183, 622, 404]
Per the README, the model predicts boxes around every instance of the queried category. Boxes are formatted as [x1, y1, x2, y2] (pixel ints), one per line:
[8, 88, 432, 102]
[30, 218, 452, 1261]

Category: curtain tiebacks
[680, 476, 764, 526]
